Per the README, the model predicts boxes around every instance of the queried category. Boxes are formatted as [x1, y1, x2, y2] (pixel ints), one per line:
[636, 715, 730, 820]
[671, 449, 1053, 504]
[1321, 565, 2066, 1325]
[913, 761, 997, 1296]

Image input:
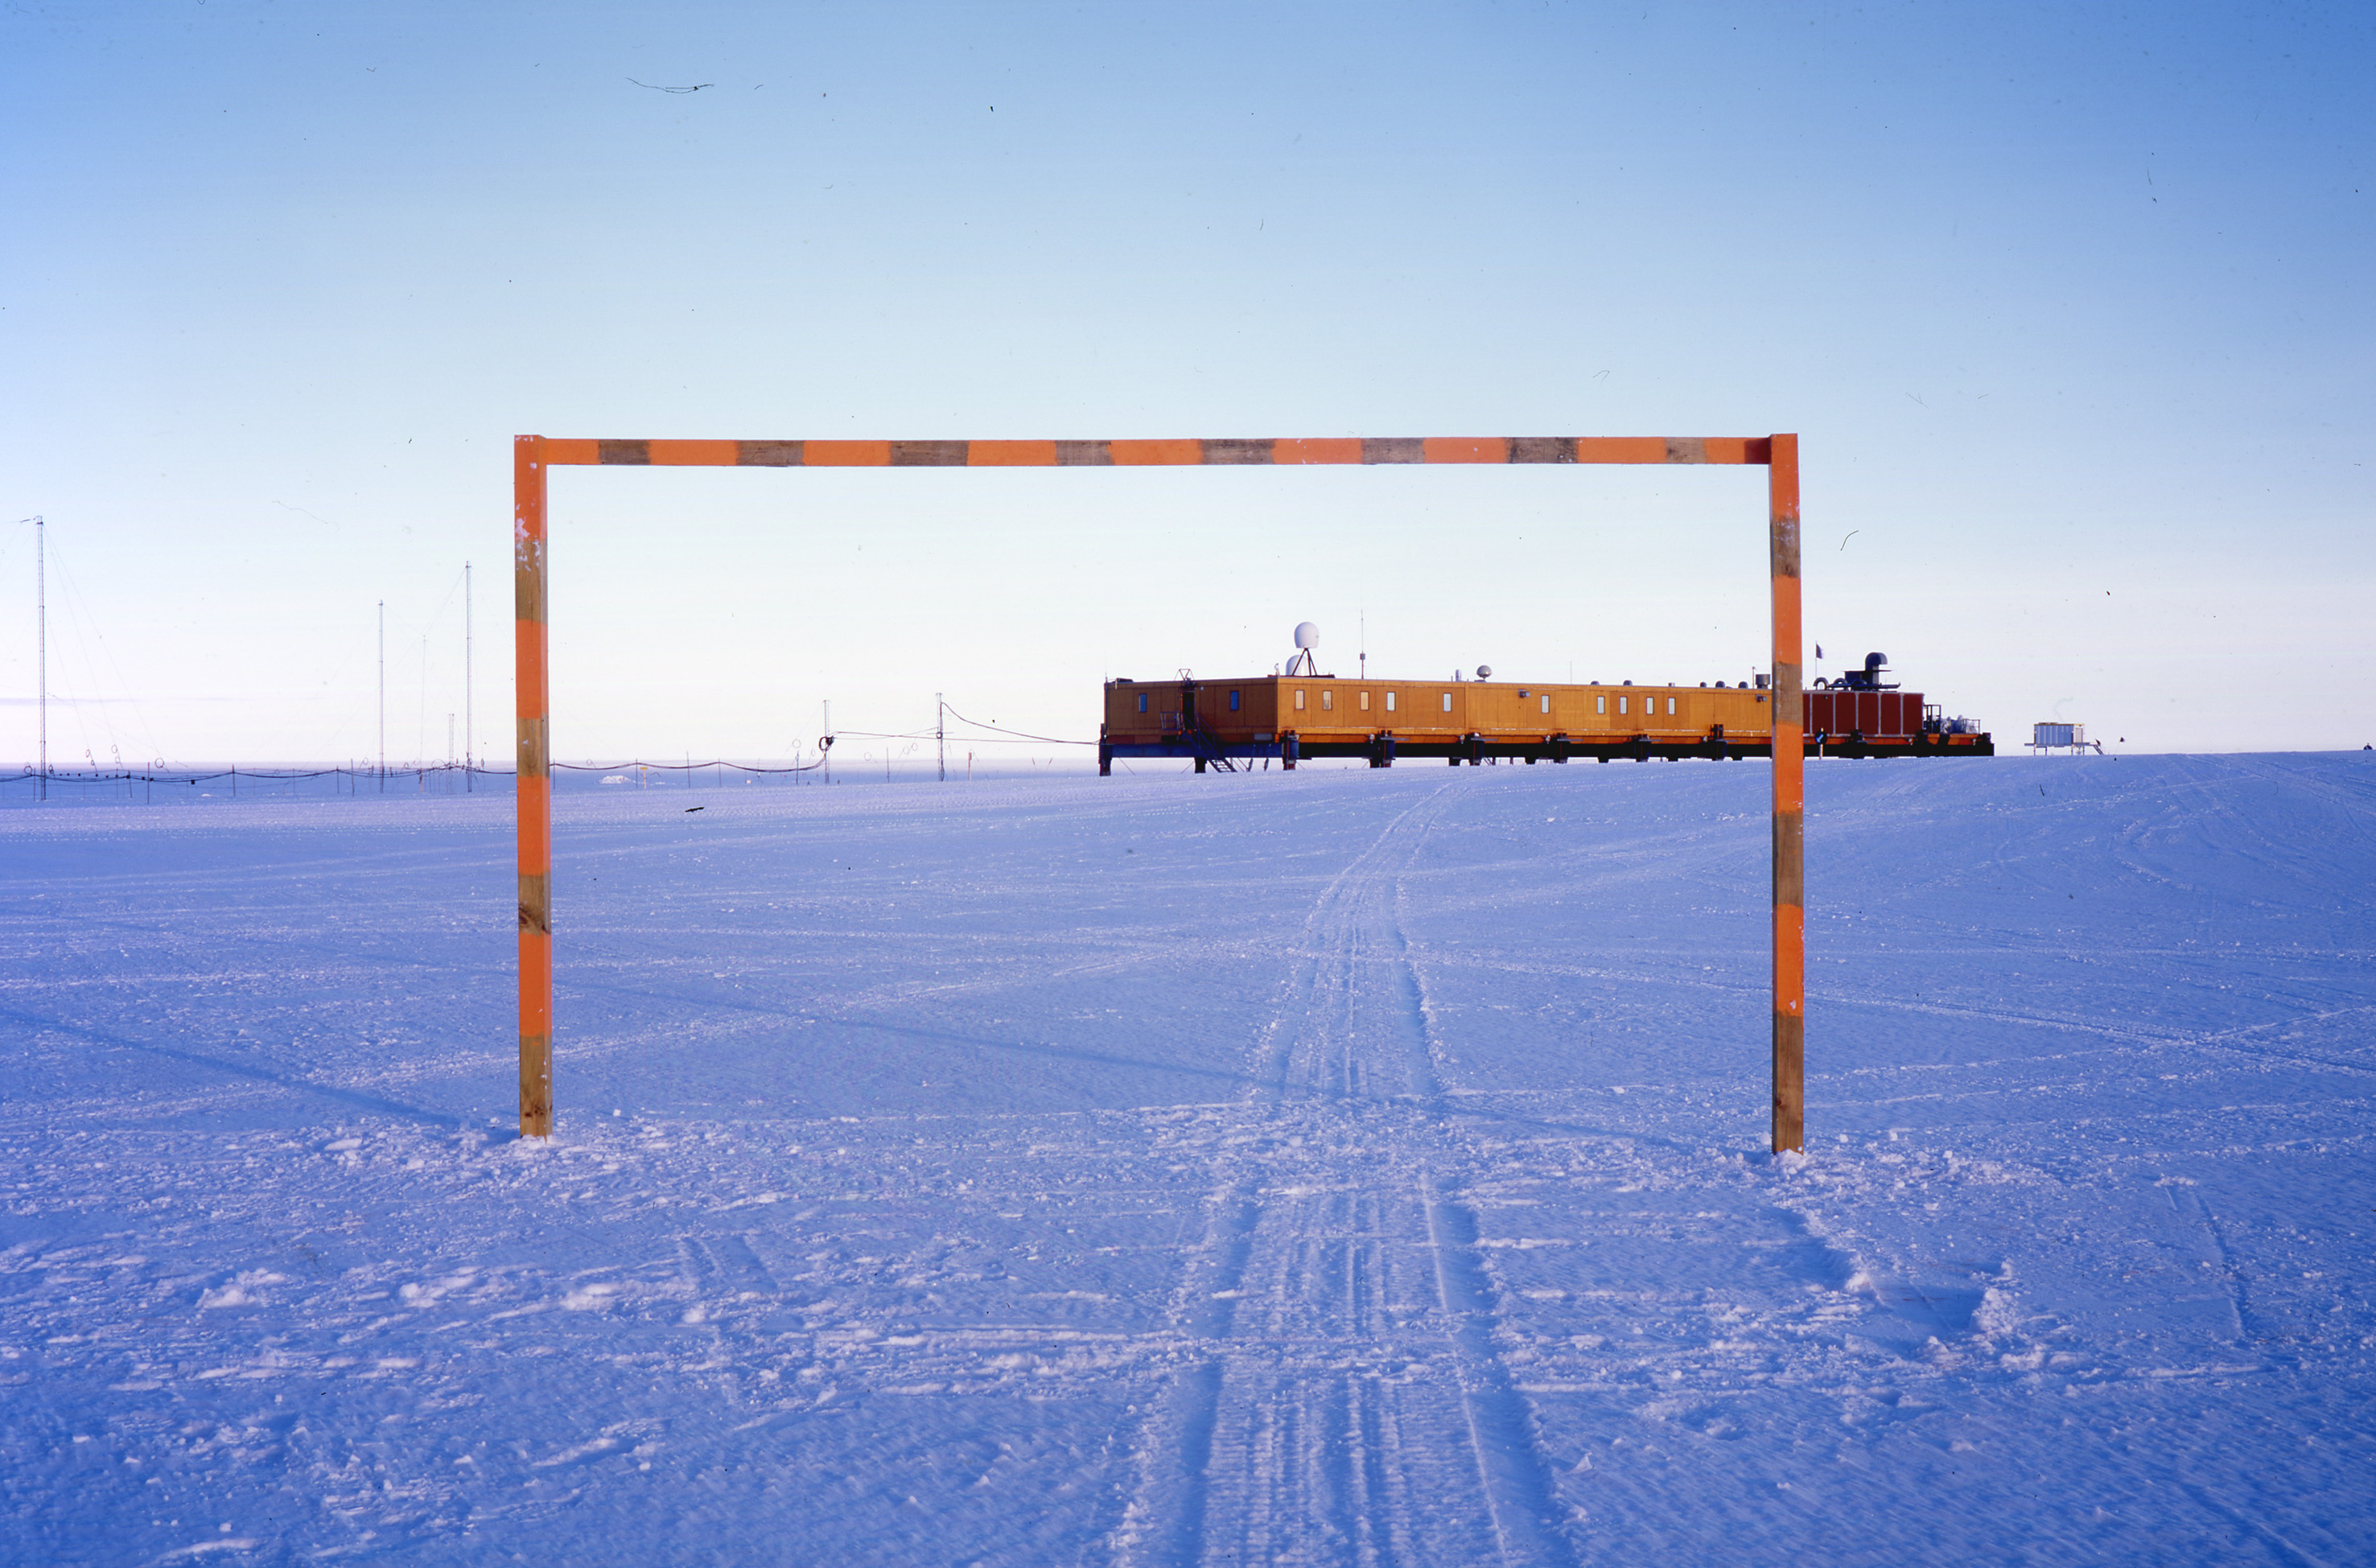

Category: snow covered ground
[2, 754, 2371, 1566]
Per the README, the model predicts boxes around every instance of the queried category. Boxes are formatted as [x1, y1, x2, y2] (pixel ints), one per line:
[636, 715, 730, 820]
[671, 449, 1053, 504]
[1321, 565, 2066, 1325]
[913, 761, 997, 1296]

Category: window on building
[1358, 691, 1370, 711]
[1596, 694, 1606, 714]
[1619, 696, 1629, 715]
[1386, 691, 1398, 713]
[1540, 694, 1550, 714]
[1294, 689, 1306, 710]
[1441, 693, 1453, 713]
[1321, 690, 1334, 711]
[1229, 689, 1240, 712]
[1137, 693, 1148, 714]
[1666, 697, 1677, 716]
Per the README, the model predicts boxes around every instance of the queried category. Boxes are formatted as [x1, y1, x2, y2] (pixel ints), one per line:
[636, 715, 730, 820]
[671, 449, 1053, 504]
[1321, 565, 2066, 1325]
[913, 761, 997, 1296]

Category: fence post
[515, 437, 554, 1137]
[1769, 434, 1805, 1154]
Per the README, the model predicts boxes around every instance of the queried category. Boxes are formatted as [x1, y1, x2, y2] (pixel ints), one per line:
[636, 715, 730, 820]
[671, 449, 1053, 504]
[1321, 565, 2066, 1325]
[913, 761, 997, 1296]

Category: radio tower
[464, 562, 473, 792]
[33, 516, 44, 803]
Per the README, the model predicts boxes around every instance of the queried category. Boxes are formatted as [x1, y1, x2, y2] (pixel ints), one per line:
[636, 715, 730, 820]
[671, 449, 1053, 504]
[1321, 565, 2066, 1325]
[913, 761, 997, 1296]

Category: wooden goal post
[513, 434, 1806, 1150]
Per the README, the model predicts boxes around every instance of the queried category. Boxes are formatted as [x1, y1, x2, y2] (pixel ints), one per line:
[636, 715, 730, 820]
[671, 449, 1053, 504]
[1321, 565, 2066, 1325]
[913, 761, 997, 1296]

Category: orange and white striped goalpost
[513, 434, 1806, 1151]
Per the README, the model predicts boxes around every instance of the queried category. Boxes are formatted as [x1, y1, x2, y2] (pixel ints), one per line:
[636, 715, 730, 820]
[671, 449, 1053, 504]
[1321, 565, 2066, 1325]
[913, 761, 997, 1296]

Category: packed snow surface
[3, 755, 2372, 1565]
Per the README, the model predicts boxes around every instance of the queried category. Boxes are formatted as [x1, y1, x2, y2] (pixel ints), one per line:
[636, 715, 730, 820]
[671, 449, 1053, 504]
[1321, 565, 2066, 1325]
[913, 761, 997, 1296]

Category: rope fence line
[2, 701, 1102, 794]
[3, 757, 1082, 786]
[3, 762, 502, 804]
[6, 763, 482, 786]
[6, 738, 1102, 802]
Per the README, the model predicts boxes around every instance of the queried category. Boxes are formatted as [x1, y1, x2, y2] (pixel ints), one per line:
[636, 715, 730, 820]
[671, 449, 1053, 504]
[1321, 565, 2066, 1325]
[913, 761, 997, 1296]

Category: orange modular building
[1098, 661, 1990, 772]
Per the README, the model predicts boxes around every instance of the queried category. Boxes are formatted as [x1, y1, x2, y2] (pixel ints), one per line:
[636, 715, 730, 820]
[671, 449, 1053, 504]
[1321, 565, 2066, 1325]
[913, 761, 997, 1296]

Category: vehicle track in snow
[1118, 786, 1575, 1568]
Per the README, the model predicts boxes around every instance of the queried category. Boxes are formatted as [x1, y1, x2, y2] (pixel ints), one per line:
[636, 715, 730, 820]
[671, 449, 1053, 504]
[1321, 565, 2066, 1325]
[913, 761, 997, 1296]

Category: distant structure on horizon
[2031, 722, 2104, 755]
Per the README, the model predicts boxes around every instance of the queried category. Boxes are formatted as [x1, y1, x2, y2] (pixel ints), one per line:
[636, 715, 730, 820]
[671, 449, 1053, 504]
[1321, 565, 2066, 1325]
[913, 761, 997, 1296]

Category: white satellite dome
[1475, 663, 1493, 680]
[1293, 621, 1320, 650]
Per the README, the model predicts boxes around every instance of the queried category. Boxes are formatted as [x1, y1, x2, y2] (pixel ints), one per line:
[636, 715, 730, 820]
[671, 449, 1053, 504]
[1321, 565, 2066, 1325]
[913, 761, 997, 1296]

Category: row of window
[1282, 690, 1682, 717]
[1290, 689, 1398, 712]
[1134, 688, 1691, 718]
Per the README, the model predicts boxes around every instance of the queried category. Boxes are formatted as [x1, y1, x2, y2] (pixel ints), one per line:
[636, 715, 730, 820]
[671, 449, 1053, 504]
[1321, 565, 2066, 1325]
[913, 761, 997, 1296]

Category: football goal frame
[511, 434, 1806, 1150]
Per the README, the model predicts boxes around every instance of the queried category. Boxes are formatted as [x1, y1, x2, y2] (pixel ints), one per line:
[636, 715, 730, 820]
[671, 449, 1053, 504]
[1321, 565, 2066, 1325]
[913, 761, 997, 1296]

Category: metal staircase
[1167, 680, 1241, 772]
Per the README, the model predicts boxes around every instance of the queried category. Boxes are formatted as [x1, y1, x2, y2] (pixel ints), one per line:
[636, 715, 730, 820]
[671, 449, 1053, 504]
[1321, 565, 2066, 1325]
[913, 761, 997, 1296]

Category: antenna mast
[34, 516, 44, 803]
[937, 693, 945, 783]
[464, 562, 473, 792]
[377, 600, 386, 790]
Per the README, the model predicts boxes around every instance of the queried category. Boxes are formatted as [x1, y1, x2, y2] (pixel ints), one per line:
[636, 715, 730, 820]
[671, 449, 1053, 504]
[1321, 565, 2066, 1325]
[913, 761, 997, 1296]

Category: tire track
[1118, 785, 1575, 1567]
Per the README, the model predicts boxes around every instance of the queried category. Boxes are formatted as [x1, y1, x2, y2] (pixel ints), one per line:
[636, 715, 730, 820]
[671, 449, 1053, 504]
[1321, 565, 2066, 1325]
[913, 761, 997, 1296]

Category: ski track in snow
[1, 754, 2372, 1565]
[1118, 785, 1569, 1568]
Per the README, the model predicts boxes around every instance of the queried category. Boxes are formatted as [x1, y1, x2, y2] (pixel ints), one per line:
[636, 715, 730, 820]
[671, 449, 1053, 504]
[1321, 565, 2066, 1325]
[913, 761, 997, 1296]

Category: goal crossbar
[513, 433, 1806, 1148]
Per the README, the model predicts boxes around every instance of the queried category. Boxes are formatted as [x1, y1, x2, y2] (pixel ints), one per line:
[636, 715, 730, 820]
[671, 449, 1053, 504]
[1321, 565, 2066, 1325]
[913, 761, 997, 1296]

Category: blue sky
[2, 0, 2368, 765]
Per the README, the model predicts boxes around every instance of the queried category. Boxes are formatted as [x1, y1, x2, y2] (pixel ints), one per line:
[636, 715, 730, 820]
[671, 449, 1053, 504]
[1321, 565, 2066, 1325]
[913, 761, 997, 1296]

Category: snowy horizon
[2, 2, 2370, 1557]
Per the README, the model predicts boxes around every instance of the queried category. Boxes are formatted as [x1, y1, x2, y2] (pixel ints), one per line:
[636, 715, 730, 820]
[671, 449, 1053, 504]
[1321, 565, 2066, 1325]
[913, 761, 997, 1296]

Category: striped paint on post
[536, 437, 1776, 469]
[1768, 433, 1805, 1154]
[512, 431, 1804, 1149]
[513, 436, 554, 1138]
